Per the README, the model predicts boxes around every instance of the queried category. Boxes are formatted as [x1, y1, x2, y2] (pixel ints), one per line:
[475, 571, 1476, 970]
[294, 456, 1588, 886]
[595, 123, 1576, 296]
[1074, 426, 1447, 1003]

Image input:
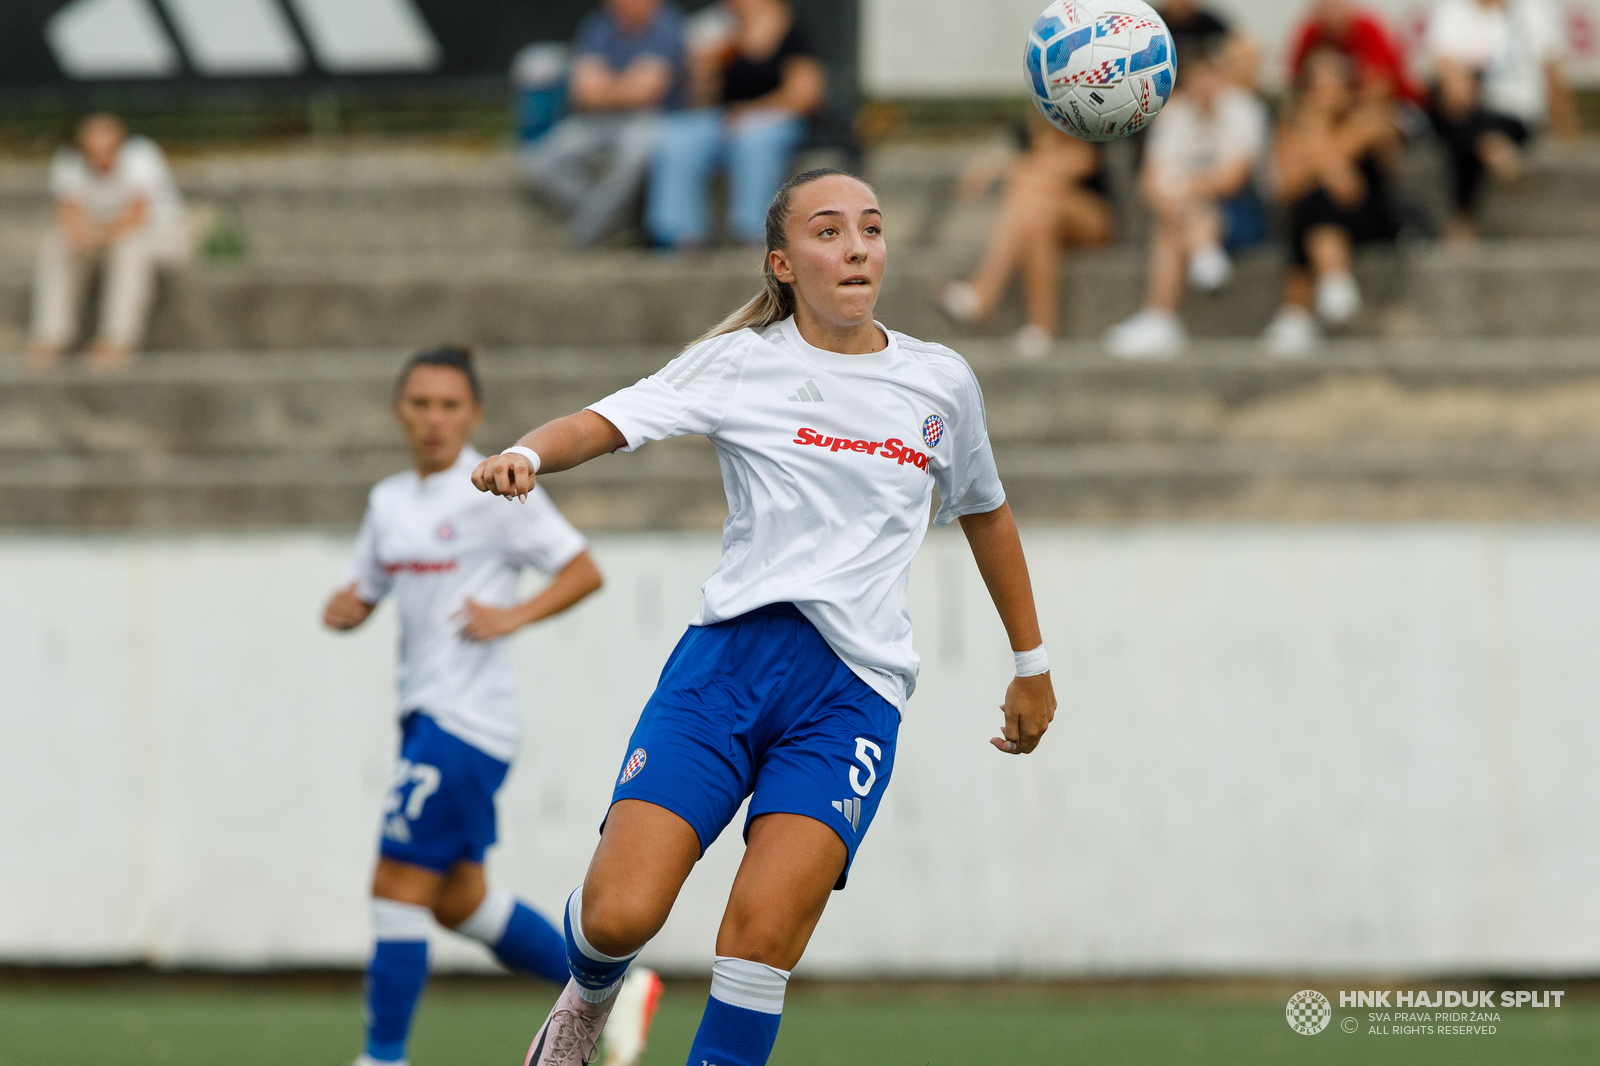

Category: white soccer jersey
[588, 316, 1006, 710]
[344, 446, 588, 761]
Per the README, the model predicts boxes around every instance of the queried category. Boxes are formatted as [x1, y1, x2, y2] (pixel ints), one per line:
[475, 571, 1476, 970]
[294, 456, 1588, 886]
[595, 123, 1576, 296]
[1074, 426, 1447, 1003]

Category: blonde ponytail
[693, 167, 870, 345]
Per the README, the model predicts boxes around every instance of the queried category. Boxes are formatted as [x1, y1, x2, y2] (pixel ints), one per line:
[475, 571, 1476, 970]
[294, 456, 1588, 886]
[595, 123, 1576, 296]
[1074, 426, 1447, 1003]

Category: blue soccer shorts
[378, 711, 510, 873]
[609, 602, 900, 890]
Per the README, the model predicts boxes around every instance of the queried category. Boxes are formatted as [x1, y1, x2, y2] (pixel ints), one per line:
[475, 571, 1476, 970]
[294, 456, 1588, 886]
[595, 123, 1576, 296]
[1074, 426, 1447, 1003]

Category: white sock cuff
[710, 956, 791, 1015]
[567, 886, 634, 965]
[371, 898, 432, 942]
[454, 889, 515, 945]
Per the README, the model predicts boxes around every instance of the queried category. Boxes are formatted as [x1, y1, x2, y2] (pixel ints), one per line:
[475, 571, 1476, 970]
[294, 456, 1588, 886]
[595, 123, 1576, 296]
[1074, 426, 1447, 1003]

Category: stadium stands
[5, 136, 1600, 530]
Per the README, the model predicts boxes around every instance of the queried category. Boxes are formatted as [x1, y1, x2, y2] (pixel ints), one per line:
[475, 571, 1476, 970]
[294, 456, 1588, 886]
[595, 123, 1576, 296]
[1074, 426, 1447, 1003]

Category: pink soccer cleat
[600, 968, 663, 1066]
[524, 978, 619, 1066]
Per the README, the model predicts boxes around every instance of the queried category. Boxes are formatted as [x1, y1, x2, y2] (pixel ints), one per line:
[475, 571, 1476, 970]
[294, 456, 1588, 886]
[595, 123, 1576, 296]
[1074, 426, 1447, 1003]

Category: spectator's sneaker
[525, 978, 619, 1066]
[1313, 272, 1362, 326]
[939, 281, 983, 324]
[1104, 310, 1185, 360]
[1187, 245, 1233, 292]
[1012, 324, 1054, 360]
[600, 968, 663, 1066]
[1264, 306, 1319, 358]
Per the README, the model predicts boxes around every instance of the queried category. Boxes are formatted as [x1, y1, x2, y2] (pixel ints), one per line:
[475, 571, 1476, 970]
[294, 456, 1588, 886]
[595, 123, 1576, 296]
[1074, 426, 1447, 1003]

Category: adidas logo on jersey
[788, 380, 825, 403]
[833, 797, 863, 832]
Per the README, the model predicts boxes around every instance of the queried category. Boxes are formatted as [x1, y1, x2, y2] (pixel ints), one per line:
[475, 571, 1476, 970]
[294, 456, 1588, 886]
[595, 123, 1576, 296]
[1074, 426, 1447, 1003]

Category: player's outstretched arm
[472, 411, 628, 500]
[959, 502, 1057, 755]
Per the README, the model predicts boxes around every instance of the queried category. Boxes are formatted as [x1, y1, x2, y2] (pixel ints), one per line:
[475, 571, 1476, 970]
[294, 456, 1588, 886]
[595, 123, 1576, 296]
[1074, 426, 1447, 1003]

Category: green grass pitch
[2, 977, 1596, 1065]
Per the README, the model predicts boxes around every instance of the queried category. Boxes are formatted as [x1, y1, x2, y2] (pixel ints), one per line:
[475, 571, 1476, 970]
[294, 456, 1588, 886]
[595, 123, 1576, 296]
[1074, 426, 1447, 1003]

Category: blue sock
[453, 889, 568, 983]
[564, 886, 636, 998]
[684, 956, 789, 1066]
[365, 900, 433, 1063]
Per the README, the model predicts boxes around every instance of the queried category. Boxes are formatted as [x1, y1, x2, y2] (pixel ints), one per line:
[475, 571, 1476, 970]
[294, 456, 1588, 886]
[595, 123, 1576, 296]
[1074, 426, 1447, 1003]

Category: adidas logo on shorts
[832, 797, 862, 832]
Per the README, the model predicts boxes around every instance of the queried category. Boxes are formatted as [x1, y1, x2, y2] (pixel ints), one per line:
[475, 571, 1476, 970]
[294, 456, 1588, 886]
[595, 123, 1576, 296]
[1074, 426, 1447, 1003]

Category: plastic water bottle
[511, 43, 569, 145]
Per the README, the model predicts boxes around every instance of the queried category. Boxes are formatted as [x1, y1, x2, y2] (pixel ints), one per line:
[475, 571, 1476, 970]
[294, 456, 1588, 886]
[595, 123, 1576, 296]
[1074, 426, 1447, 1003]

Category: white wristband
[502, 446, 541, 474]
[1013, 645, 1049, 677]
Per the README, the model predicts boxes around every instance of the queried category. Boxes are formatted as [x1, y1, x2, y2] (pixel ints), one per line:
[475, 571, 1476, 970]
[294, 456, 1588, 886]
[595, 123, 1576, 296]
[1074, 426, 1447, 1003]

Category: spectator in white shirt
[1426, 0, 1580, 241]
[1104, 41, 1269, 360]
[28, 114, 189, 371]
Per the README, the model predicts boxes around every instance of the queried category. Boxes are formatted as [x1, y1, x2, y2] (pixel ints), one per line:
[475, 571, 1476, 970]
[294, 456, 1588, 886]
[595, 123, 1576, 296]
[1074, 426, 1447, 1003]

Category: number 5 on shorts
[850, 738, 881, 797]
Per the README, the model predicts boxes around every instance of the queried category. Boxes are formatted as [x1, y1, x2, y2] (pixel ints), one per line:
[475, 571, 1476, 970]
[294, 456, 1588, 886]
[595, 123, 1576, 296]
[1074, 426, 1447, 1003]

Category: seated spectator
[1288, 0, 1424, 107]
[939, 112, 1115, 359]
[1105, 42, 1270, 360]
[645, 0, 825, 249]
[520, 0, 686, 247]
[1157, 0, 1263, 90]
[29, 114, 187, 371]
[1263, 47, 1403, 357]
[1426, 0, 1581, 242]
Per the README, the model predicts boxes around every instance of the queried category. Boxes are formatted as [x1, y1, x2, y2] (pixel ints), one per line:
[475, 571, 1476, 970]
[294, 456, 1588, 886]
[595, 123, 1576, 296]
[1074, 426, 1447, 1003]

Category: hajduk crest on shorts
[1024, 0, 1176, 143]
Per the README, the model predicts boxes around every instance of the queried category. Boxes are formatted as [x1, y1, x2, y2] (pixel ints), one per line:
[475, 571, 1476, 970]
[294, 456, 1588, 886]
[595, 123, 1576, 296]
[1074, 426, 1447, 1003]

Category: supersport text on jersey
[344, 446, 588, 761]
[586, 316, 1005, 710]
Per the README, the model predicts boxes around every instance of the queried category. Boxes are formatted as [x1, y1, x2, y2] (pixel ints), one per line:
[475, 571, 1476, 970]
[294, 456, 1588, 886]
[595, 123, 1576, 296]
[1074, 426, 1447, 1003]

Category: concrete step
[2, 137, 1596, 267]
[6, 338, 1600, 529]
[2, 237, 1598, 354]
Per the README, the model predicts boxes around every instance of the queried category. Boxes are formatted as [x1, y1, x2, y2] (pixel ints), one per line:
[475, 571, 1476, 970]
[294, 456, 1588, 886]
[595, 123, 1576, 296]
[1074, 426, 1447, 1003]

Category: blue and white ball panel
[1025, 0, 1175, 142]
[378, 711, 511, 873]
[608, 603, 900, 890]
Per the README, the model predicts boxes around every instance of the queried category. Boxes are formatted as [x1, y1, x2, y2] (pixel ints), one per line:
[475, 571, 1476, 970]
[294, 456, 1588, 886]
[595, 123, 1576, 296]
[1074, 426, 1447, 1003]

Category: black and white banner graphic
[0, 1, 858, 100]
[46, 0, 440, 78]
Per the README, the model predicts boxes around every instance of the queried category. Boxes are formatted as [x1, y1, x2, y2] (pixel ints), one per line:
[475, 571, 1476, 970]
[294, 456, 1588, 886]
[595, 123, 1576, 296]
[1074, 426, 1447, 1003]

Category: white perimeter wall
[861, 0, 1600, 96]
[2, 526, 1598, 976]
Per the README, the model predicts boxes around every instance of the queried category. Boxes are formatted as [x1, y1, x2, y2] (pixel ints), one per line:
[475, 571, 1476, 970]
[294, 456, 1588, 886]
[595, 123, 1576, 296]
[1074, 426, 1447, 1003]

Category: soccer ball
[1024, 0, 1176, 142]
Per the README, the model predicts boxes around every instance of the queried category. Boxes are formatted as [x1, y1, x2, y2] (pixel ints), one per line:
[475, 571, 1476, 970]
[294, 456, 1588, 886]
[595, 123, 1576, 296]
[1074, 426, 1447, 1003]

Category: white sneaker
[1263, 306, 1319, 358]
[600, 968, 664, 1066]
[354, 1058, 405, 1066]
[1012, 324, 1054, 360]
[1187, 245, 1233, 292]
[939, 281, 982, 324]
[1104, 309, 1185, 360]
[1313, 272, 1362, 325]
[526, 977, 620, 1066]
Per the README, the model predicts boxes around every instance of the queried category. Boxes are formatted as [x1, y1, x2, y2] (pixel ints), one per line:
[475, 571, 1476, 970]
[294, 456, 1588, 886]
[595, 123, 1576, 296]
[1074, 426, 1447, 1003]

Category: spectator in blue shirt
[521, 0, 686, 246]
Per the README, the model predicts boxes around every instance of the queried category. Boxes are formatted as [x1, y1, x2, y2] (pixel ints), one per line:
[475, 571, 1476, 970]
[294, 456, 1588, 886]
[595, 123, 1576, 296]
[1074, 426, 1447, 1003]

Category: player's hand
[991, 672, 1055, 755]
[457, 598, 524, 642]
[323, 584, 374, 631]
[471, 453, 536, 501]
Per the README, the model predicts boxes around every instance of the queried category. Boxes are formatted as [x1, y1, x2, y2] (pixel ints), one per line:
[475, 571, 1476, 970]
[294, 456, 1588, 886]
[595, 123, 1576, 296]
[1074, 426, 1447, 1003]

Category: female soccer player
[322, 346, 659, 1066]
[473, 170, 1057, 1066]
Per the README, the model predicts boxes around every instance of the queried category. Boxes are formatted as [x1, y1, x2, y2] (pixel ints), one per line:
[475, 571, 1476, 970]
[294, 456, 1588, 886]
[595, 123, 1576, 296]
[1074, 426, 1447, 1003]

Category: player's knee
[580, 894, 659, 958]
[431, 896, 476, 930]
[717, 914, 798, 969]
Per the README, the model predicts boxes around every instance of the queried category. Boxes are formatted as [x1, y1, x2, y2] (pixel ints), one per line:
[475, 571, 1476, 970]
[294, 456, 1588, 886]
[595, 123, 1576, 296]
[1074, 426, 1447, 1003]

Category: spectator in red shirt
[1288, 0, 1423, 105]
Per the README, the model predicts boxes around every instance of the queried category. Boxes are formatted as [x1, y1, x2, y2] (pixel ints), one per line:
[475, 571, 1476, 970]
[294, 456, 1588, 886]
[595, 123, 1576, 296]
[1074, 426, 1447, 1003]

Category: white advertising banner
[862, 0, 1600, 95]
[1, 527, 1597, 975]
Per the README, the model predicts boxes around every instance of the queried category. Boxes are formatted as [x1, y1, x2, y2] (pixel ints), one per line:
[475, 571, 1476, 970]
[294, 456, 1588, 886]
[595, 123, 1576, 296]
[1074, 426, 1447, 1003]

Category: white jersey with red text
[587, 316, 1006, 710]
[344, 446, 588, 761]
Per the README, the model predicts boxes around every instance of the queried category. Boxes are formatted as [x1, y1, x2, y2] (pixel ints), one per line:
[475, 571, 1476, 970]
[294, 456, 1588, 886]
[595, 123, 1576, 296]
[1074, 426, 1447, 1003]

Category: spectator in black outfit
[645, 0, 825, 248]
[1263, 47, 1402, 357]
[1425, 0, 1580, 242]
